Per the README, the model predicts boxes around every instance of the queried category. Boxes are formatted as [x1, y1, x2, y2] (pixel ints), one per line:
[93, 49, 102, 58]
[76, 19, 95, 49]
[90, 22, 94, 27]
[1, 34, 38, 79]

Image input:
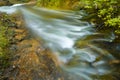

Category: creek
[0, 4, 120, 80]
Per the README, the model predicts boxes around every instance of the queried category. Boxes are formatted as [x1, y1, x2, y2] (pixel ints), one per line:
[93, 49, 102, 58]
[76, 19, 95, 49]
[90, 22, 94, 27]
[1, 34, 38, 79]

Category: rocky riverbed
[0, 12, 65, 80]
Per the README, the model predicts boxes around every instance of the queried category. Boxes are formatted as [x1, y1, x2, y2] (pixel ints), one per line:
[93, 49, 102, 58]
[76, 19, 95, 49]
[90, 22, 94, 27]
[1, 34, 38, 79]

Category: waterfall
[0, 4, 115, 80]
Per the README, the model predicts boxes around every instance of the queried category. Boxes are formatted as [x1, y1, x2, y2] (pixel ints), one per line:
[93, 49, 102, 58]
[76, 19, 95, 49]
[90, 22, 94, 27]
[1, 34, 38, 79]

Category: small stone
[13, 65, 16, 68]
[58, 78, 62, 80]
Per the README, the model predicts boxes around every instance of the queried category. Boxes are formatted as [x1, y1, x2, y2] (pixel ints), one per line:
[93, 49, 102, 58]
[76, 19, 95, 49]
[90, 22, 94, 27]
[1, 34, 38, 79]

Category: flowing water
[0, 4, 120, 80]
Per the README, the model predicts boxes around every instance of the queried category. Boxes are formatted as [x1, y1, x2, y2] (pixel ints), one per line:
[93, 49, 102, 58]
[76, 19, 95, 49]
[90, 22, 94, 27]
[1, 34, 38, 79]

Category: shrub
[79, 0, 120, 34]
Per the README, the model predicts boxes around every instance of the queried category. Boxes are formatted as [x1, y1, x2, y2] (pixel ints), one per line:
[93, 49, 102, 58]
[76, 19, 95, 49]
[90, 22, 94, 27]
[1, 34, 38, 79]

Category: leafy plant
[78, 0, 120, 34]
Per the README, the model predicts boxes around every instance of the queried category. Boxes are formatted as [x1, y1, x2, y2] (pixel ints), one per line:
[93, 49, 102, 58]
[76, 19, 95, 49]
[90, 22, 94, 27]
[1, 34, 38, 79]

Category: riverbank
[0, 11, 65, 80]
[0, 12, 15, 78]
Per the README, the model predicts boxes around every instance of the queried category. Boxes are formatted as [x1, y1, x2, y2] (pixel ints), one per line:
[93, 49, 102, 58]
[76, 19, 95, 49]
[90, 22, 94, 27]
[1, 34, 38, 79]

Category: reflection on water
[0, 4, 120, 80]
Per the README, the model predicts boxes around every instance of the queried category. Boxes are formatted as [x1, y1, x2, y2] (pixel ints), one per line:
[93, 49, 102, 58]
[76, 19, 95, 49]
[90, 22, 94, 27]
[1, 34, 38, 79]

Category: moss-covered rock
[0, 12, 18, 79]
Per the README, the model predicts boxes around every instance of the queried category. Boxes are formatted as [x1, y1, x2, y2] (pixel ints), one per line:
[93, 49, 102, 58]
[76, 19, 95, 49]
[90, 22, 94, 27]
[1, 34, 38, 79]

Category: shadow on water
[0, 4, 120, 80]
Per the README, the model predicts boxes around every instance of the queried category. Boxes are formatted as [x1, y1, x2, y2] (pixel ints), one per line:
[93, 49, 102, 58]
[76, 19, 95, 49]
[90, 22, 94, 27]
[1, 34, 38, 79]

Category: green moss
[0, 13, 15, 69]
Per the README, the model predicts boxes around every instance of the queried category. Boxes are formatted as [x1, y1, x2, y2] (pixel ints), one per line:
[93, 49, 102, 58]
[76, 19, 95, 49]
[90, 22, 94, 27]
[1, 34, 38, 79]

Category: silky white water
[0, 4, 116, 80]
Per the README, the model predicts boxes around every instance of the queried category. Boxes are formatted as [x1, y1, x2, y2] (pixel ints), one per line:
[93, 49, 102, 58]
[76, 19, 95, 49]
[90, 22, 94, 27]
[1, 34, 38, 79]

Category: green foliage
[9, 0, 32, 4]
[36, 0, 80, 9]
[37, 0, 63, 9]
[79, 0, 120, 34]
[106, 17, 120, 27]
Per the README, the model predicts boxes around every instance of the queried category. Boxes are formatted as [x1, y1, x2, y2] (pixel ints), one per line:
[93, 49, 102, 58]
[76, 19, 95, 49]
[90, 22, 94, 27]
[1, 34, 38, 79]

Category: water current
[0, 4, 119, 80]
